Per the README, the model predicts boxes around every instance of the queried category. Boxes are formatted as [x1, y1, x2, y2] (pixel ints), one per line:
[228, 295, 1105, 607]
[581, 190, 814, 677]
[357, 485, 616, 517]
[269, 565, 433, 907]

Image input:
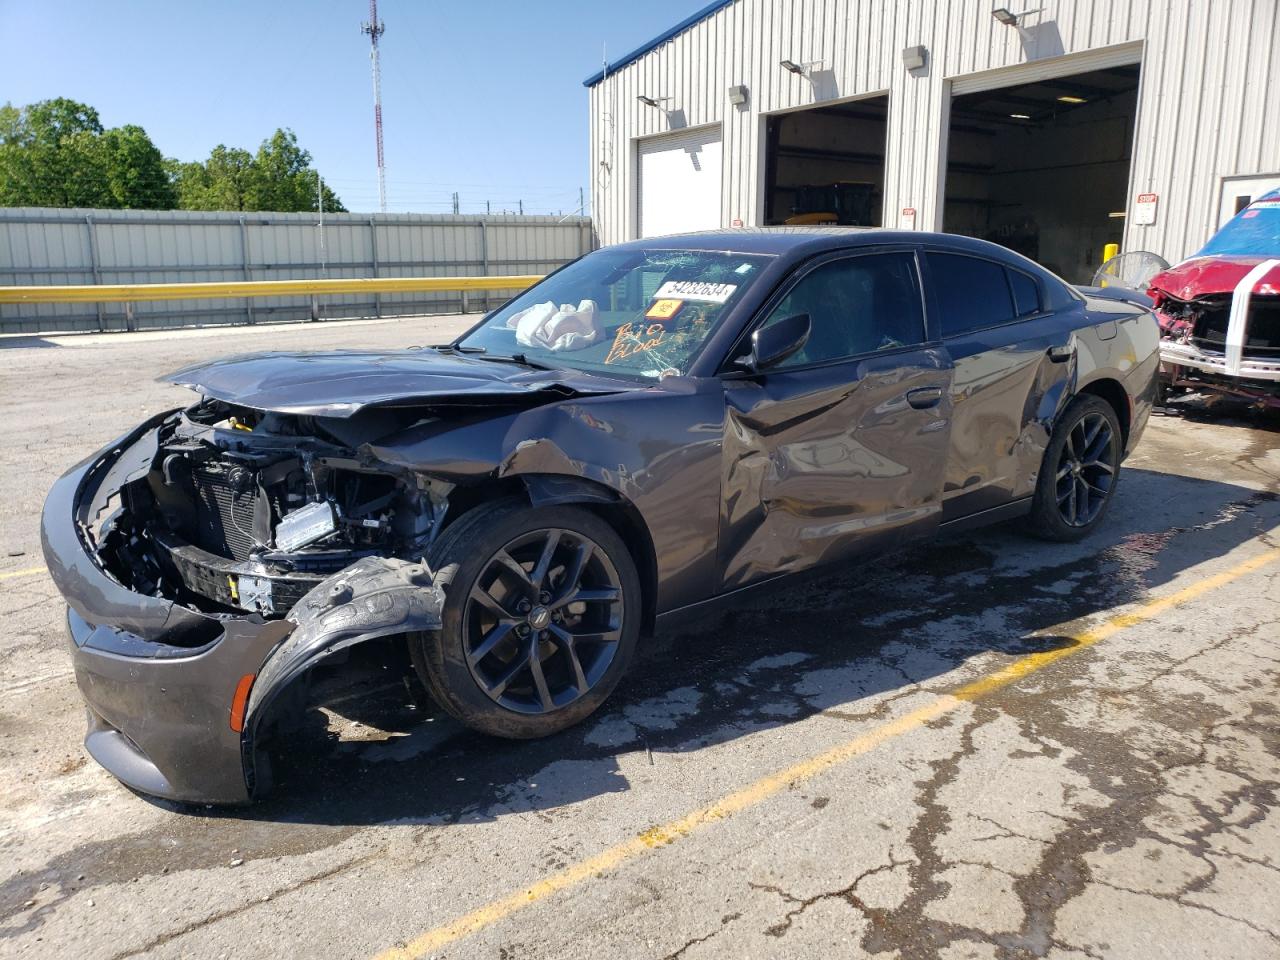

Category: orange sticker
[645, 298, 684, 321]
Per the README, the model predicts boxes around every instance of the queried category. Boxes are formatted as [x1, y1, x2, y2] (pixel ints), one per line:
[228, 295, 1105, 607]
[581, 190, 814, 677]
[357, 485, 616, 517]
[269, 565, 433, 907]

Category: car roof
[607, 227, 1028, 262]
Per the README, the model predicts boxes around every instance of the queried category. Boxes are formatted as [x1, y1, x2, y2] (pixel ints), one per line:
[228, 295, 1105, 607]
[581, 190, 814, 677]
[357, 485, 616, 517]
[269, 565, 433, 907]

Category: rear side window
[927, 252, 1015, 337]
[1008, 269, 1041, 316]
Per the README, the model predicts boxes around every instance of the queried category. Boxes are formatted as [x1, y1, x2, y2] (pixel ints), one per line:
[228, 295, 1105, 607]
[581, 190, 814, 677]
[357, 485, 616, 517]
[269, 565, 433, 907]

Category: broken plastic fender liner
[243, 556, 446, 728]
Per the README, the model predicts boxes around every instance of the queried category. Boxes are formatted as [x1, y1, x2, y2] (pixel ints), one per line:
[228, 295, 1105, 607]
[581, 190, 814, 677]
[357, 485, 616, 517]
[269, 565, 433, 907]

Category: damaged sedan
[1149, 188, 1280, 406]
[43, 229, 1159, 804]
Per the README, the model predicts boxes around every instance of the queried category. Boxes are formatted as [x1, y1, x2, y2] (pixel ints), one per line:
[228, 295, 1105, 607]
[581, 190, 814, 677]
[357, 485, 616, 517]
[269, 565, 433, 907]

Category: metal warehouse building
[587, 0, 1280, 282]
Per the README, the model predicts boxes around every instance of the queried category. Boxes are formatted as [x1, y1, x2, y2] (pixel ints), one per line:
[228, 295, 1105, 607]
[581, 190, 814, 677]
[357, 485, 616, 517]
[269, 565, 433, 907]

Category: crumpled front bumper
[42, 415, 445, 805]
[1160, 340, 1280, 383]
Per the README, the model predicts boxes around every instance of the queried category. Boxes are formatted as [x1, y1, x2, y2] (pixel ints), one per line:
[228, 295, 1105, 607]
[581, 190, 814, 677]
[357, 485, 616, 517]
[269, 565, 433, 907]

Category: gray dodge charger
[42, 229, 1160, 803]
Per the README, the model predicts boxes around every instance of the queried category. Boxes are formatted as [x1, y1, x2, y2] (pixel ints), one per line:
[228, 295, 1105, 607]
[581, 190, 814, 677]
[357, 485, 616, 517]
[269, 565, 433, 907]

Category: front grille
[191, 465, 260, 561]
[1191, 296, 1280, 360]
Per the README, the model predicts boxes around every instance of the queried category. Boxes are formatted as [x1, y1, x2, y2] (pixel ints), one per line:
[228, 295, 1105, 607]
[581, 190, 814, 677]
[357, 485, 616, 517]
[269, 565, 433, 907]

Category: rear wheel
[1024, 394, 1123, 542]
[411, 500, 641, 738]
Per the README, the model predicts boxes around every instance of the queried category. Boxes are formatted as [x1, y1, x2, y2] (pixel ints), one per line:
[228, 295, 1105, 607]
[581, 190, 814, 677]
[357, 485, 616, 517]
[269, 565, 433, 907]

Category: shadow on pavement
[222, 466, 1278, 828]
[0, 335, 63, 349]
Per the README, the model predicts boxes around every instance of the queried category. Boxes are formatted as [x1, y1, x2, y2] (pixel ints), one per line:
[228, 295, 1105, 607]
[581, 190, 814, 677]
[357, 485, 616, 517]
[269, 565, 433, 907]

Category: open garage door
[763, 95, 888, 226]
[943, 62, 1140, 282]
[637, 127, 722, 238]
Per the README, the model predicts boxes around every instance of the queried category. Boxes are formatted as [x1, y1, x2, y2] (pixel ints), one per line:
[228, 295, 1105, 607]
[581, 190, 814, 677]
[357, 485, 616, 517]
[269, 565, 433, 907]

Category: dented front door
[719, 348, 953, 591]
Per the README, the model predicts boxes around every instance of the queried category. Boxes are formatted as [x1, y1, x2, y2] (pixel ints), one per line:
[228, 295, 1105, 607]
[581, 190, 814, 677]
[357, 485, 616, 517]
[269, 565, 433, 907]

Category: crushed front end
[41, 403, 448, 803]
[1151, 272, 1280, 408]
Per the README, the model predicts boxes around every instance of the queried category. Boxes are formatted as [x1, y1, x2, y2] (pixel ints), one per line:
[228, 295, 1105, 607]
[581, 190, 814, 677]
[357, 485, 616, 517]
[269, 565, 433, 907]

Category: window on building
[927, 253, 1017, 337]
[758, 253, 925, 368]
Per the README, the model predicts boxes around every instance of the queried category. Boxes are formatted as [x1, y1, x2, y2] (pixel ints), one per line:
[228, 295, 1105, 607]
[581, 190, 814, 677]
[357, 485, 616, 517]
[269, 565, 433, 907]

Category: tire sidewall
[416, 501, 642, 738]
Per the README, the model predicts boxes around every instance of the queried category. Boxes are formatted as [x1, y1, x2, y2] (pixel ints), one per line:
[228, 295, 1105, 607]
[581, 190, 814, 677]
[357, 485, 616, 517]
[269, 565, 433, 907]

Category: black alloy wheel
[411, 500, 641, 739]
[1024, 394, 1123, 542]
[1053, 410, 1117, 527]
[463, 528, 624, 714]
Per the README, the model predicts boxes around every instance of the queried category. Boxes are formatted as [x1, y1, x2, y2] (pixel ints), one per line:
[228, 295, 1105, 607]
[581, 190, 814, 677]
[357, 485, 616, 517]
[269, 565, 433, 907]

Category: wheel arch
[1075, 376, 1132, 449]
[439, 472, 659, 636]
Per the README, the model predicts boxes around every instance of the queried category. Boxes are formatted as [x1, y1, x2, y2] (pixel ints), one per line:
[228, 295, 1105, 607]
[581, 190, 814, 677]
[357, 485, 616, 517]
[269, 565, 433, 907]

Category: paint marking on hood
[1226, 259, 1280, 376]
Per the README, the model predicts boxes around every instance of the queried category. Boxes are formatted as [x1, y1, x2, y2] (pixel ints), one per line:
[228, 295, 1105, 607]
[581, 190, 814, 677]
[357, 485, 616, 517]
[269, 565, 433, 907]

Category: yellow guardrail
[0, 275, 544, 305]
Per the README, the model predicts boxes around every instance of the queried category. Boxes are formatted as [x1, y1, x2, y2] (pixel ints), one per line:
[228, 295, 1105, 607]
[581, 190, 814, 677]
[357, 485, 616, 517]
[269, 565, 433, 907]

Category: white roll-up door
[637, 126, 722, 238]
[950, 41, 1142, 97]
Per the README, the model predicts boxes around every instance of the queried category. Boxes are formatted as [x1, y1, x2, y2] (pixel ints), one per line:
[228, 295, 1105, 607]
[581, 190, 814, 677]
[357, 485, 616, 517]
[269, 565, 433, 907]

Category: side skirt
[938, 496, 1032, 535]
[652, 496, 1034, 634]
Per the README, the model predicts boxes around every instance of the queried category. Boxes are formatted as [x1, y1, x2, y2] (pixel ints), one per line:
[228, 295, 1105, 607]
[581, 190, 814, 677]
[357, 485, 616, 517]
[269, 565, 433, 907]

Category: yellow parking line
[0, 565, 47, 581]
[373, 544, 1280, 960]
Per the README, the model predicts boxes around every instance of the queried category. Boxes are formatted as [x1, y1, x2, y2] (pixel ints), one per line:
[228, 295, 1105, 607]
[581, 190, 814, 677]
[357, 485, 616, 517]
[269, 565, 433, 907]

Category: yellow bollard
[1102, 242, 1119, 265]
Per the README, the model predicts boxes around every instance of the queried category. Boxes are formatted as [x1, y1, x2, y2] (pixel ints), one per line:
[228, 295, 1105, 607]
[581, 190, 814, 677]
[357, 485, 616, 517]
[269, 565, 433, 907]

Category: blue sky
[0, 0, 702, 215]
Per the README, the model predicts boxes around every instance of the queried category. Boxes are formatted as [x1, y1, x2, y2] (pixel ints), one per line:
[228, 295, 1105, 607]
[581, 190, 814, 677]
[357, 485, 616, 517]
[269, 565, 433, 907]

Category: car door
[921, 250, 1075, 520]
[718, 248, 954, 591]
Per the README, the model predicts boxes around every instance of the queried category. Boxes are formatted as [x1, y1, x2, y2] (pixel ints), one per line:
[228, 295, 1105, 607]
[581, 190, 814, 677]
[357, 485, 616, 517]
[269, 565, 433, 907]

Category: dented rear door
[922, 251, 1075, 519]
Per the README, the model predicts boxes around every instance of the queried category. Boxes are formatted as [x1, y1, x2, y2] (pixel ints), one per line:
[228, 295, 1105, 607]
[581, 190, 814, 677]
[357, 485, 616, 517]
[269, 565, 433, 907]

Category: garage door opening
[763, 95, 888, 227]
[637, 126, 723, 239]
[943, 64, 1140, 282]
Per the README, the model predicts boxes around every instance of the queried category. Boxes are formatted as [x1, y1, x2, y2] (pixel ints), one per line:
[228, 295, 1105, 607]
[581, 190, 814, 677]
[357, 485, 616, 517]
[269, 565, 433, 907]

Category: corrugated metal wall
[0, 208, 593, 334]
[589, 0, 1280, 264]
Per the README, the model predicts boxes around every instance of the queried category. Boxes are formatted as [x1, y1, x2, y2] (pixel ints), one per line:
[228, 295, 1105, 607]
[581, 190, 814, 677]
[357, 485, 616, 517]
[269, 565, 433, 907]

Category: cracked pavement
[1, 317, 1279, 959]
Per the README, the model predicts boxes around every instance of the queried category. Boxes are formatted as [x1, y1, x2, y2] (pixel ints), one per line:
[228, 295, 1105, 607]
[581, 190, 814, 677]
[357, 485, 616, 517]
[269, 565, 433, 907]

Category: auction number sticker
[653, 280, 738, 303]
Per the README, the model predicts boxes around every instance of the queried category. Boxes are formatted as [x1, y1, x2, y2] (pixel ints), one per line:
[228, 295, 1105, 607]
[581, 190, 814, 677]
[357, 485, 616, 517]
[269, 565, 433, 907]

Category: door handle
[1047, 343, 1074, 363]
[906, 386, 943, 409]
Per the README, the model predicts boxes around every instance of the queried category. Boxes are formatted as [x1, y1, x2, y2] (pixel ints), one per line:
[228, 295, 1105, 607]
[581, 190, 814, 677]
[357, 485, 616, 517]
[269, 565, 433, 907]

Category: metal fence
[0, 208, 593, 334]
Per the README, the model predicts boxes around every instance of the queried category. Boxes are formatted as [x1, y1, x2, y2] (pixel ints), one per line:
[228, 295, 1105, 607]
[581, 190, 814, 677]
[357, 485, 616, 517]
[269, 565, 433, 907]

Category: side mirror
[748, 313, 811, 371]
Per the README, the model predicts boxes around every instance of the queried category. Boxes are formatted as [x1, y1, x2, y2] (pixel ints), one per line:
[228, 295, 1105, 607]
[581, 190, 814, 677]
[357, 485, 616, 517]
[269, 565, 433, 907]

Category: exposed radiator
[190, 465, 260, 561]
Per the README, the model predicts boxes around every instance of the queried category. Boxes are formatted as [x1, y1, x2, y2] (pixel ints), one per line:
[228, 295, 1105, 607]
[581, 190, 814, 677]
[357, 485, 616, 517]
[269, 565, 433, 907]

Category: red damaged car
[1149, 188, 1280, 406]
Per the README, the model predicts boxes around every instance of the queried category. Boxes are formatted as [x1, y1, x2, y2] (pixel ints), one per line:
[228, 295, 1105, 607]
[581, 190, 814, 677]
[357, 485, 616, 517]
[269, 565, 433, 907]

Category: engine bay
[93, 400, 448, 617]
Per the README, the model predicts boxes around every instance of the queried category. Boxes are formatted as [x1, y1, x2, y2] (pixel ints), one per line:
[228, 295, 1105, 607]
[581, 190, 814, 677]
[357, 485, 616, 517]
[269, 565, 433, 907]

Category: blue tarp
[1197, 189, 1280, 257]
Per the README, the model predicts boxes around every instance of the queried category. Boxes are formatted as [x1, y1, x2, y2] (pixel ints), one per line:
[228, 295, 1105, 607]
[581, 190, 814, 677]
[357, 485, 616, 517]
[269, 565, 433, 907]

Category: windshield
[456, 248, 774, 378]
[1196, 197, 1280, 257]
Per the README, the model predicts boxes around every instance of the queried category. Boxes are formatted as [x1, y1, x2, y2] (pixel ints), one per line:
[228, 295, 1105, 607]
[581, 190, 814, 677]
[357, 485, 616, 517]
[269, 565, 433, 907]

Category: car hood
[1148, 255, 1280, 300]
[164, 348, 636, 417]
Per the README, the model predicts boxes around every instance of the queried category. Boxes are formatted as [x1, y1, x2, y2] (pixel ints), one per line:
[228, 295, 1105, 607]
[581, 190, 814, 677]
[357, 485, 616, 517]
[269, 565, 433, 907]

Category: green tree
[0, 98, 113, 207]
[0, 101, 345, 213]
[248, 129, 345, 212]
[172, 145, 256, 211]
[170, 129, 345, 213]
[102, 124, 177, 209]
[0, 98, 176, 209]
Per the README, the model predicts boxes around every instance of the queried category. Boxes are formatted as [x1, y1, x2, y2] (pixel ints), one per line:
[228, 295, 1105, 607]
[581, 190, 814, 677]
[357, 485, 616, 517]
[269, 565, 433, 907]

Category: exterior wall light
[727, 84, 749, 106]
[637, 95, 671, 108]
[902, 45, 928, 70]
[992, 8, 1019, 26]
[779, 59, 804, 75]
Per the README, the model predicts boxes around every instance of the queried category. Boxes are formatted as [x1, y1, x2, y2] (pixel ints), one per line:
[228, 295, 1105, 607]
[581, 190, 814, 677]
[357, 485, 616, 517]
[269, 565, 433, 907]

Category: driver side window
[759, 252, 925, 368]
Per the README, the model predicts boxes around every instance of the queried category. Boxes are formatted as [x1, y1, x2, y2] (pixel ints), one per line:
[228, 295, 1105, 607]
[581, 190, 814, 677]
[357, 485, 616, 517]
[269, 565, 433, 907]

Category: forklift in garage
[784, 181, 877, 226]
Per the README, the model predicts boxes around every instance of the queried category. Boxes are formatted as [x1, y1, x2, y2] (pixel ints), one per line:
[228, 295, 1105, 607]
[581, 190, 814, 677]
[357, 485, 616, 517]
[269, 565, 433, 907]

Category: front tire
[1023, 394, 1123, 542]
[411, 500, 641, 739]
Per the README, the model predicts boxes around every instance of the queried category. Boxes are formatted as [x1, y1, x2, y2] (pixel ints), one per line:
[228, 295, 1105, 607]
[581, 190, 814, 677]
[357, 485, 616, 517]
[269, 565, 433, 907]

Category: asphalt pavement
[1, 316, 1278, 959]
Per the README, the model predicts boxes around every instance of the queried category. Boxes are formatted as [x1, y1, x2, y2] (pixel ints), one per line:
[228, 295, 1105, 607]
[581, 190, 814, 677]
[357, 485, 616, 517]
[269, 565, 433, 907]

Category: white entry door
[637, 127, 723, 238]
[1219, 174, 1280, 226]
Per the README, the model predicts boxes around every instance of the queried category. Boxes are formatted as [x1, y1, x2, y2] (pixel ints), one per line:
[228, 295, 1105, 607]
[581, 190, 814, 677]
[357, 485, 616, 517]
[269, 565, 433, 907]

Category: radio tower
[361, 0, 387, 212]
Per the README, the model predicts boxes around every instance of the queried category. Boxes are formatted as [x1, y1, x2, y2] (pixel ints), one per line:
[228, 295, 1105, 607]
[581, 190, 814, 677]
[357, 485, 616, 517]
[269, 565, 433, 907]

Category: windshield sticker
[653, 280, 738, 303]
[605, 322, 667, 365]
[645, 298, 684, 321]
